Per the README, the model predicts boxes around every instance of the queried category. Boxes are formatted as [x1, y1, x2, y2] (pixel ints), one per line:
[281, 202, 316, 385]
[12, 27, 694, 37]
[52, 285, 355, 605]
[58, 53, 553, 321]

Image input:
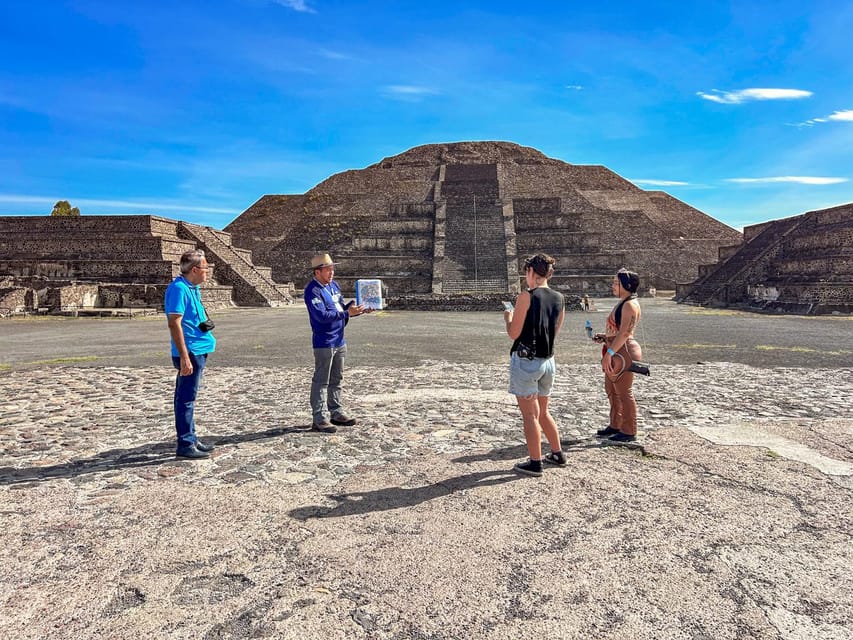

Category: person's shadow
[0, 425, 312, 485]
[289, 468, 522, 520]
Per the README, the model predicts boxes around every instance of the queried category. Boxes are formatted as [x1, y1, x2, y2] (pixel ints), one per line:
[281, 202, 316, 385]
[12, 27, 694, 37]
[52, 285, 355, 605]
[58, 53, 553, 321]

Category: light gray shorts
[508, 353, 555, 397]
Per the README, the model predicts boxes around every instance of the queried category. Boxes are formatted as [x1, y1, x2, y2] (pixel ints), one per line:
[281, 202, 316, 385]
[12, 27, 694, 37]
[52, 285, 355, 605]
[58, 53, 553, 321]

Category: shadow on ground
[0, 425, 313, 485]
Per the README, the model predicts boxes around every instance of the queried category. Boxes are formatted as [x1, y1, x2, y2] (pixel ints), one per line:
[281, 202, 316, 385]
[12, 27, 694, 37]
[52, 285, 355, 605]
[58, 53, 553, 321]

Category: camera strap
[188, 281, 208, 323]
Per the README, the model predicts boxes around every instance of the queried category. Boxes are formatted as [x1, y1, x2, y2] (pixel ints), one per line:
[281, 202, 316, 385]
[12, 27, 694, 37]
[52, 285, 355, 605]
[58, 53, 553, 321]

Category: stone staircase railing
[178, 222, 292, 307]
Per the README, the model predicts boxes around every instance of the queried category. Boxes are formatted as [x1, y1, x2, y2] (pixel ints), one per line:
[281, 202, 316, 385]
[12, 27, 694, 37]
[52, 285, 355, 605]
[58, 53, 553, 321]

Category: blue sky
[1, 0, 851, 231]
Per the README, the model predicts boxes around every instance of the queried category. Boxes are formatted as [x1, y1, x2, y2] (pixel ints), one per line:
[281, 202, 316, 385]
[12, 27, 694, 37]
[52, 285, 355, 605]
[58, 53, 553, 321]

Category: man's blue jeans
[172, 352, 207, 451]
[311, 346, 346, 423]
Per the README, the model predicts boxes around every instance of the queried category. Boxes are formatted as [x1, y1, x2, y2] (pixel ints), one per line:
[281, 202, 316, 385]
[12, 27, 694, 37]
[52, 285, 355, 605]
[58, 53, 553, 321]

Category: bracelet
[606, 348, 615, 356]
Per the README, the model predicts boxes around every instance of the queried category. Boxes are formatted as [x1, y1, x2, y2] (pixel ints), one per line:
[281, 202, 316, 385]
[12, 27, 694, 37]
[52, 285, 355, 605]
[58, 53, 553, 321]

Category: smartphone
[502, 301, 514, 312]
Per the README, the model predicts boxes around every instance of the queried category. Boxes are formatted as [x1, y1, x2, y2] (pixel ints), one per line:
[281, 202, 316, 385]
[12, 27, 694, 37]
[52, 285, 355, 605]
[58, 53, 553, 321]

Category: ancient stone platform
[0, 303, 851, 639]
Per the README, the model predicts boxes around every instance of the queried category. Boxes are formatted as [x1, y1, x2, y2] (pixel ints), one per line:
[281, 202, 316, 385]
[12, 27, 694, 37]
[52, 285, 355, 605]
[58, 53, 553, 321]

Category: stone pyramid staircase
[679, 216, 804, 306]
[178, 222, 293, 307]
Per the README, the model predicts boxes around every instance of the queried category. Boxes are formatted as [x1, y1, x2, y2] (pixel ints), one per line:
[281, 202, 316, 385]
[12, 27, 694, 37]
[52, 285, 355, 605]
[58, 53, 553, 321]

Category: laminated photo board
[355, 279, 384, 310]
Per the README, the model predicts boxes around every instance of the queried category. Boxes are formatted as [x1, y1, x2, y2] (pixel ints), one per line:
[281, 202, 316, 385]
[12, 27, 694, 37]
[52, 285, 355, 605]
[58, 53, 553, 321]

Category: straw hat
[310, 253, 337, 270]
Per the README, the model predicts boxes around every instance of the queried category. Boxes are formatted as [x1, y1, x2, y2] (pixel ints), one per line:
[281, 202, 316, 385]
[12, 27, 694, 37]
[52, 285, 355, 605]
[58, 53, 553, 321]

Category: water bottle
[585, 319, 593, 339]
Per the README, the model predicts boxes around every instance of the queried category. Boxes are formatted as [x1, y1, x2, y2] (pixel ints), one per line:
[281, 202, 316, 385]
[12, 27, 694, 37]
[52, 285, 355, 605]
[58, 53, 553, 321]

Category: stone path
[2, 363, 851, 497]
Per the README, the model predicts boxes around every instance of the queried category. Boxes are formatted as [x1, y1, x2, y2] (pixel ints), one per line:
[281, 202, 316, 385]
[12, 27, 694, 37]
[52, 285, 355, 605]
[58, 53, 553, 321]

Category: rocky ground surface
[0, 303, 851, 639]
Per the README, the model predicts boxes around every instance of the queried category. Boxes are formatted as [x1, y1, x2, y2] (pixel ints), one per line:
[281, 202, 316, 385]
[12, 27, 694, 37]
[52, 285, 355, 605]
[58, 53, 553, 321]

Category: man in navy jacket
[304, 253, 370, 432]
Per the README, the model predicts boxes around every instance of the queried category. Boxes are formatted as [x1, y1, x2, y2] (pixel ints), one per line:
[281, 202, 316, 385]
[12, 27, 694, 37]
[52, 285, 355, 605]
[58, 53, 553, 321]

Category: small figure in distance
[594, 268, 643, 443]
[504, 253, 567, 477]
[305, 253, 373, 433]
[582, 293, 590, 312]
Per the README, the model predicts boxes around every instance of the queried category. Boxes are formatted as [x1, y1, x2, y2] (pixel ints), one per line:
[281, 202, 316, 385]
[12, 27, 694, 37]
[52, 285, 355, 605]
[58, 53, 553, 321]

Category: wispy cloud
[565, 85, 584, 91]
[630, 179, 689, 187]
[725, 176, 848, 185]
[697, 88, 812, 104]
[317, 48, 351, 60]
[791, 109, 853, 127]
[381, 85, 440, 101]
[272, 0, 316, 13]
[0, 194, 239, 215]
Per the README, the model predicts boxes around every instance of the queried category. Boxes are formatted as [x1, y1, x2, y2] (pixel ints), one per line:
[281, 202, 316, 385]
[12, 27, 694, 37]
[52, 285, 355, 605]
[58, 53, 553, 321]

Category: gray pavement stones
[1, 304, 852, 639]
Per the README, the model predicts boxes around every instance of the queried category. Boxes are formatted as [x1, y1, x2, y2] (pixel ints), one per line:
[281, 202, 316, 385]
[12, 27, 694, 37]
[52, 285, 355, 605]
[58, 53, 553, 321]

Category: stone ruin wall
[0, 215, 247, 313]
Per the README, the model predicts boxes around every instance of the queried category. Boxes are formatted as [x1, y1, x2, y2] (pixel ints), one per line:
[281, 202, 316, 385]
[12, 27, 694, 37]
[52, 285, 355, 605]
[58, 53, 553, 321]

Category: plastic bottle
[585, 319, 593, 339]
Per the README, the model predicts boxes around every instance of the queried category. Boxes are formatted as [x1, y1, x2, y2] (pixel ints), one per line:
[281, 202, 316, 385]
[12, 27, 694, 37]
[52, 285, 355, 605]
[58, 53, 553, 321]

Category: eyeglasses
[194, 265, 211, 271]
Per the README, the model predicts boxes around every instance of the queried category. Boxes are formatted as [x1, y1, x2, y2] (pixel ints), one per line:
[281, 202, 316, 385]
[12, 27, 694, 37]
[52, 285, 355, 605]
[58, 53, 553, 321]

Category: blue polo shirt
[304, 278, 350, 348]
[164, 275, 217, 357]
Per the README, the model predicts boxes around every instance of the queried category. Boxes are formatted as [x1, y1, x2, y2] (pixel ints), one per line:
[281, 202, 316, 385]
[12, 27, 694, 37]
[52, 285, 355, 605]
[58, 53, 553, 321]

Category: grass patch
[756, 345, 815, 353]
[253, 344, 265, 350]
[766, 450, 780, 459]
[27, 356, 99, 365]
[673, 343, 737, 349]
[0, 363, 11, 371]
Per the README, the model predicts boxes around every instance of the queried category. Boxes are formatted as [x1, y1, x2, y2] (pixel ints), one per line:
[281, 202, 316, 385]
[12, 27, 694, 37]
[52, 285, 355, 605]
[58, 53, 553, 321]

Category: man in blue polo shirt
[165, 249, 217, 458]
[304, 252, 371, 433]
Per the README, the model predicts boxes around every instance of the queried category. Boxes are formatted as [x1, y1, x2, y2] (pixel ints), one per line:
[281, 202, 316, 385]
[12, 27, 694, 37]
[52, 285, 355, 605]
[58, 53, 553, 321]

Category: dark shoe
[543, 451, 567, 467]
[195, 440, 215, 452]
[330, 414, 357, 426]
[176, 445, 210, 459]
[311, 420, 337, 433]
[608, 432, 636, 443]
[596, 426, 620, 438]
[513, 459, 543, 477]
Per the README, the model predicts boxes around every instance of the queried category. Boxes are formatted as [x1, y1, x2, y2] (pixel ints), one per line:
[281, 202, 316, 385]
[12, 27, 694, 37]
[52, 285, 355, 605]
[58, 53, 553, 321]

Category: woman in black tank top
[503, 253, 567, 477]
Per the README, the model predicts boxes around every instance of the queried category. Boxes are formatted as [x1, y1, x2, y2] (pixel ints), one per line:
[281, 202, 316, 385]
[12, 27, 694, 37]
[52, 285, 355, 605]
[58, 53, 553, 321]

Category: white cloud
[697, 88, 812, 104]
[0, 194, 239, 215]
[272, 0, 315, 13]
[725, 176, 848, 185]
[630, 179, 689, 186]
[565, 85, 584, 91]
[791, 109, 853, 127]
[381, 85, 440, 101]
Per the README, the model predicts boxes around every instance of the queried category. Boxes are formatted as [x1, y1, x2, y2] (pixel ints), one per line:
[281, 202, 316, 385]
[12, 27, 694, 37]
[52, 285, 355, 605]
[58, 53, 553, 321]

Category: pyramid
[225, 141, 741, 296]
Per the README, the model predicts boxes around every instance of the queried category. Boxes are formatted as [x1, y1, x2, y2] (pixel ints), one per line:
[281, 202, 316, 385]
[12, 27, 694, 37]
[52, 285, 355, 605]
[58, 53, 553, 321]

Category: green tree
[50, 200, 80, 216]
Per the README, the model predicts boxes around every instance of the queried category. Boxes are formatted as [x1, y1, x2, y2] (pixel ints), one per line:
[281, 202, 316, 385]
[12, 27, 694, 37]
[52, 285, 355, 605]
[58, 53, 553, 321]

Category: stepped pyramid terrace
[0, 215, 292, 314]
[678, 202, 853, 314]
[225, 141, 742, 298]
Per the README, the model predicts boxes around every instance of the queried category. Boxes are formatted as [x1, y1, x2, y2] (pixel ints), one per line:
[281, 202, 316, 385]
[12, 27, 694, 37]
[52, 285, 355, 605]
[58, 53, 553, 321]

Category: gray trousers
[310, 345, 346, 422]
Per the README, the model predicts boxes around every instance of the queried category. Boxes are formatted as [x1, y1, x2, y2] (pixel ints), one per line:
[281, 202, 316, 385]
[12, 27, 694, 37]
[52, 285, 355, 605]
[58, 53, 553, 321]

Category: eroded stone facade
[678, 203, 853, 313]
[0, 215, 291, 313]
[225, 141, 742, 297]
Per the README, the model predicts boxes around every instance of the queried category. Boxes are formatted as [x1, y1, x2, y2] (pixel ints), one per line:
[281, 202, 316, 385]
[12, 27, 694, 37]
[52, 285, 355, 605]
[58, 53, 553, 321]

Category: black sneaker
[543, 451, 567, 467]
[330, 414, 357, 427]
[513, 459, 543, 477]
[596, 426, 620, 438]
[195, 440, 215, 452]
[311, 421, 337, 433]
[608, 432, 636, 443]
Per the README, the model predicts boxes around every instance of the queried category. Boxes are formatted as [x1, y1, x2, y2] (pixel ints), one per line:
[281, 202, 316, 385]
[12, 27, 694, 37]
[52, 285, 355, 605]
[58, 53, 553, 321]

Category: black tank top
[511, 287, 564, 358]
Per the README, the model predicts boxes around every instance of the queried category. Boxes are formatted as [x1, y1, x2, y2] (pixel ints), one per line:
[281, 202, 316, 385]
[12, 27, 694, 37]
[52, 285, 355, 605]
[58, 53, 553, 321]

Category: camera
[628, 361, 650, 376]
[515, 342, 535, 360]
[198, 319, 216, 333]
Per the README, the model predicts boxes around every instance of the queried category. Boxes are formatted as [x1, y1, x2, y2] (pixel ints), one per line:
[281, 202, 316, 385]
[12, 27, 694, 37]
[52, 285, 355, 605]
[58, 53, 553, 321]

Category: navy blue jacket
[304, 278, 350, 348]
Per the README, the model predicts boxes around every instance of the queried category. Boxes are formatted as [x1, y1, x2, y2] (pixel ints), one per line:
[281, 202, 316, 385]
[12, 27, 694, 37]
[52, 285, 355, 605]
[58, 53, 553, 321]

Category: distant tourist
[582, 294, 590, 312]
[504, 253, 567, 476]
[305, 253, 372, 433]
[592, 268, 642, 442]
[164, 249, 217, 459]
